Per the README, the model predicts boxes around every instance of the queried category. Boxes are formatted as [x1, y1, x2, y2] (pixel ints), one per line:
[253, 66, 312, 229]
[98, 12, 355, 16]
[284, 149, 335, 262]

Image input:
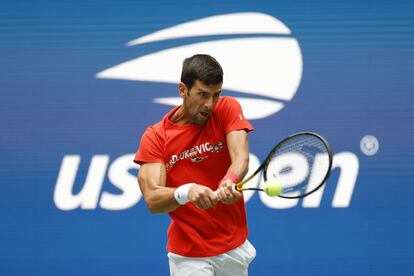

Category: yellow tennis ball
[264, 181, 282, 197]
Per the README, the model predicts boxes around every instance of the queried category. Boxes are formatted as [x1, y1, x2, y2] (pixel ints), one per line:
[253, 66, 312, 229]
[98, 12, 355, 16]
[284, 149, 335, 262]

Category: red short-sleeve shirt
[134, 96, 254, 257]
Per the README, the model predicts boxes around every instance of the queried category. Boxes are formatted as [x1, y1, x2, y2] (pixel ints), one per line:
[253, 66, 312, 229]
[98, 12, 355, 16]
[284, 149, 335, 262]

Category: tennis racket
[237, 132, 333, 199]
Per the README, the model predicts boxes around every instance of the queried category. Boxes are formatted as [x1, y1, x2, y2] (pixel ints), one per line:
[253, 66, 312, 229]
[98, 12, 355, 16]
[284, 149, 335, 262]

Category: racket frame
[235, 132, 333, 199]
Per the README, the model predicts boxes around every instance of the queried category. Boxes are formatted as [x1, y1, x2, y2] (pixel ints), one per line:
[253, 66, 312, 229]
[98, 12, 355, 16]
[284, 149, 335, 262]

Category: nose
[204, 96, 214, 110]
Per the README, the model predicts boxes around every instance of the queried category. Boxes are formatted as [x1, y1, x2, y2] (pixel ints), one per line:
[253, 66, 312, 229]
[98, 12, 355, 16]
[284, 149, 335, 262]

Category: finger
[202, 193, 215, 208]
[219, 187, 233, 202]
[217, 187, 226, 201]
[210, 190, 219, 201]
[200, 193, 217, 209]
[226, 191, 236, 201]
[207, 189, 219, 204]
[223, 185, 234, 199]
[219, 190, 234, 204]
[229, 185, 241, 197]
[213, 190, 221, 201]
[218, 179, 232, 189]
[223, 185, 242, 203]
[195, 196, 208, 209]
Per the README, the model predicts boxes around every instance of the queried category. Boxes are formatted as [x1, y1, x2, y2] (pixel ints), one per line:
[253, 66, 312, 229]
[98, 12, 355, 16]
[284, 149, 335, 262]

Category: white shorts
[168, 240, 256, 276]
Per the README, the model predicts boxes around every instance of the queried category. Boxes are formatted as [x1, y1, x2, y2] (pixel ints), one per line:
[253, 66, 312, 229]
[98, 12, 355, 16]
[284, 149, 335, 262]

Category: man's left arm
[216, 129, 250, 204]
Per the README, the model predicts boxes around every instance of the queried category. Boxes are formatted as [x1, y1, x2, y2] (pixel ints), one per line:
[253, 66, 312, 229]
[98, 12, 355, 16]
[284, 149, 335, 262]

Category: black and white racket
[236, 132, 333, 199]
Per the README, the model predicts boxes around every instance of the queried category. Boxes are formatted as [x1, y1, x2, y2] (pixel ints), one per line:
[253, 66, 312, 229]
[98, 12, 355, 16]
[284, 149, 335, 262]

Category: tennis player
[134, 54, 256, 275]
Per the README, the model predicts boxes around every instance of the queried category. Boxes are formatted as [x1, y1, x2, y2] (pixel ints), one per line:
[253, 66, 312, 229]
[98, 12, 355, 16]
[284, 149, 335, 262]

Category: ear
[178, 82, 188, 98]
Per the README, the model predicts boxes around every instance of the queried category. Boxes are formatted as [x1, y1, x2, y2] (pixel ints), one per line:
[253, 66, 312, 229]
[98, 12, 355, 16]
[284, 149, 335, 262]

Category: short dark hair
[180, 54, 223, 90]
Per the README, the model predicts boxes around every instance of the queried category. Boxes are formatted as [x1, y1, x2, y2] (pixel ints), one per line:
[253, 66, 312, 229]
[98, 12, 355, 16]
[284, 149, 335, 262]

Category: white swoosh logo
[96, 12, 303, 120]
[126, 12, 291, 46]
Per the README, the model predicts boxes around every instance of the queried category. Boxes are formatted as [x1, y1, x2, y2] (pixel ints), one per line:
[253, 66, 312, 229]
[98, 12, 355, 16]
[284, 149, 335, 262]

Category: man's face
[180, 80, 222, 125]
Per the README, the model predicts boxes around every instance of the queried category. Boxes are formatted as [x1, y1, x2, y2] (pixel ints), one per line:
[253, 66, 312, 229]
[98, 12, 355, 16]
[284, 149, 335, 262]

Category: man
[134, 54, 256, 275]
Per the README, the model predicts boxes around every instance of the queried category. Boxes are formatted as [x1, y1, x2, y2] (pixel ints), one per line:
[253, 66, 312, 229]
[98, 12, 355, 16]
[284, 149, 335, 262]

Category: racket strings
[271, 139, 324, 175]
[267, 135, 330, 196]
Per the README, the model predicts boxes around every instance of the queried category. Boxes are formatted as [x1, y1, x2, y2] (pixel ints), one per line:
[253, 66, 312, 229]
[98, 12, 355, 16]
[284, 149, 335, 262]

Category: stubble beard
[190, 112, 208, 125]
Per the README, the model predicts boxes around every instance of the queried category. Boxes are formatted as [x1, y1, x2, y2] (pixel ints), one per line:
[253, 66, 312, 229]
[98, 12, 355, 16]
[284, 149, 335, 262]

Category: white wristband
[174, 183, 195, 205]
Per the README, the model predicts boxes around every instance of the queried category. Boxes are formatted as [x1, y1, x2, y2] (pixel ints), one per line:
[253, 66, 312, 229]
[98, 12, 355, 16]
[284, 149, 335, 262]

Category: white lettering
[302, 153, 331, 208]
[302, 152, 359, 208]
[53, 151, 360, 211]
[100, 154, 141, 210]
[54, 155, 109, 210]
[172, 155, 178, 163]
[259, 152, 359, 209]
[331, 152, 359, 208]
[259, 152, 306, 209]
[205, 142, 212, 151]
[195, 145, 203, 154]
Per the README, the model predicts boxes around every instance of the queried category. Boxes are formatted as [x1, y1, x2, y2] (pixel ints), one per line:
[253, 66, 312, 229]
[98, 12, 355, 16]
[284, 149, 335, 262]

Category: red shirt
[134, 96, 254, 257]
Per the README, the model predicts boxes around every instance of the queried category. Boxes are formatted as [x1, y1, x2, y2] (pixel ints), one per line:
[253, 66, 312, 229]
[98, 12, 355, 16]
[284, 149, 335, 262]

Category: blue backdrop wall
[1, 0, 413, 275]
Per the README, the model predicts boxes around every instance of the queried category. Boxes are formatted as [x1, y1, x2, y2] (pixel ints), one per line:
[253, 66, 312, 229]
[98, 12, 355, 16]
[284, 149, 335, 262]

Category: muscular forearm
[143, 186, 180, 214]
[138, 163, 180, 214]
[216, 156, 248, 205]
[216, 130, 250, 204]
[140, 159, 249, 212]
[226, 156, 249, 182]
[225, 130, 250, 182]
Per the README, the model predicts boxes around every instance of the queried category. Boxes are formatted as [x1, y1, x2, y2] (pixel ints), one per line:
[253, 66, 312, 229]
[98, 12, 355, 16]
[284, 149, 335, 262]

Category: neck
[170, 106, 192, 125]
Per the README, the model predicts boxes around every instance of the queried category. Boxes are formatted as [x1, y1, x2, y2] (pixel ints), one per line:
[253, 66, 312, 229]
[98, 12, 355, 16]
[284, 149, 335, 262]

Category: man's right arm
[138, 162, 178, 213]
[138, 162, 219, 213]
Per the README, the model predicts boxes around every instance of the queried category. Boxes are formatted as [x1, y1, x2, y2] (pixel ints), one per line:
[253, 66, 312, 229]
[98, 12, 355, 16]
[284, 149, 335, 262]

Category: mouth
[199, 111, 210, 118]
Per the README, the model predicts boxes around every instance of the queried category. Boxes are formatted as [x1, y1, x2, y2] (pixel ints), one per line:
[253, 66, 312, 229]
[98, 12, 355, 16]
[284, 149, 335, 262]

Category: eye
[199, 92, 208, 98]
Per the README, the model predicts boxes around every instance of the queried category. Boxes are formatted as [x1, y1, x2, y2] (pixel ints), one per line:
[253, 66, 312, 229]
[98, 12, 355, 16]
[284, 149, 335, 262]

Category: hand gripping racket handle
[213, 185, 240, 200]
